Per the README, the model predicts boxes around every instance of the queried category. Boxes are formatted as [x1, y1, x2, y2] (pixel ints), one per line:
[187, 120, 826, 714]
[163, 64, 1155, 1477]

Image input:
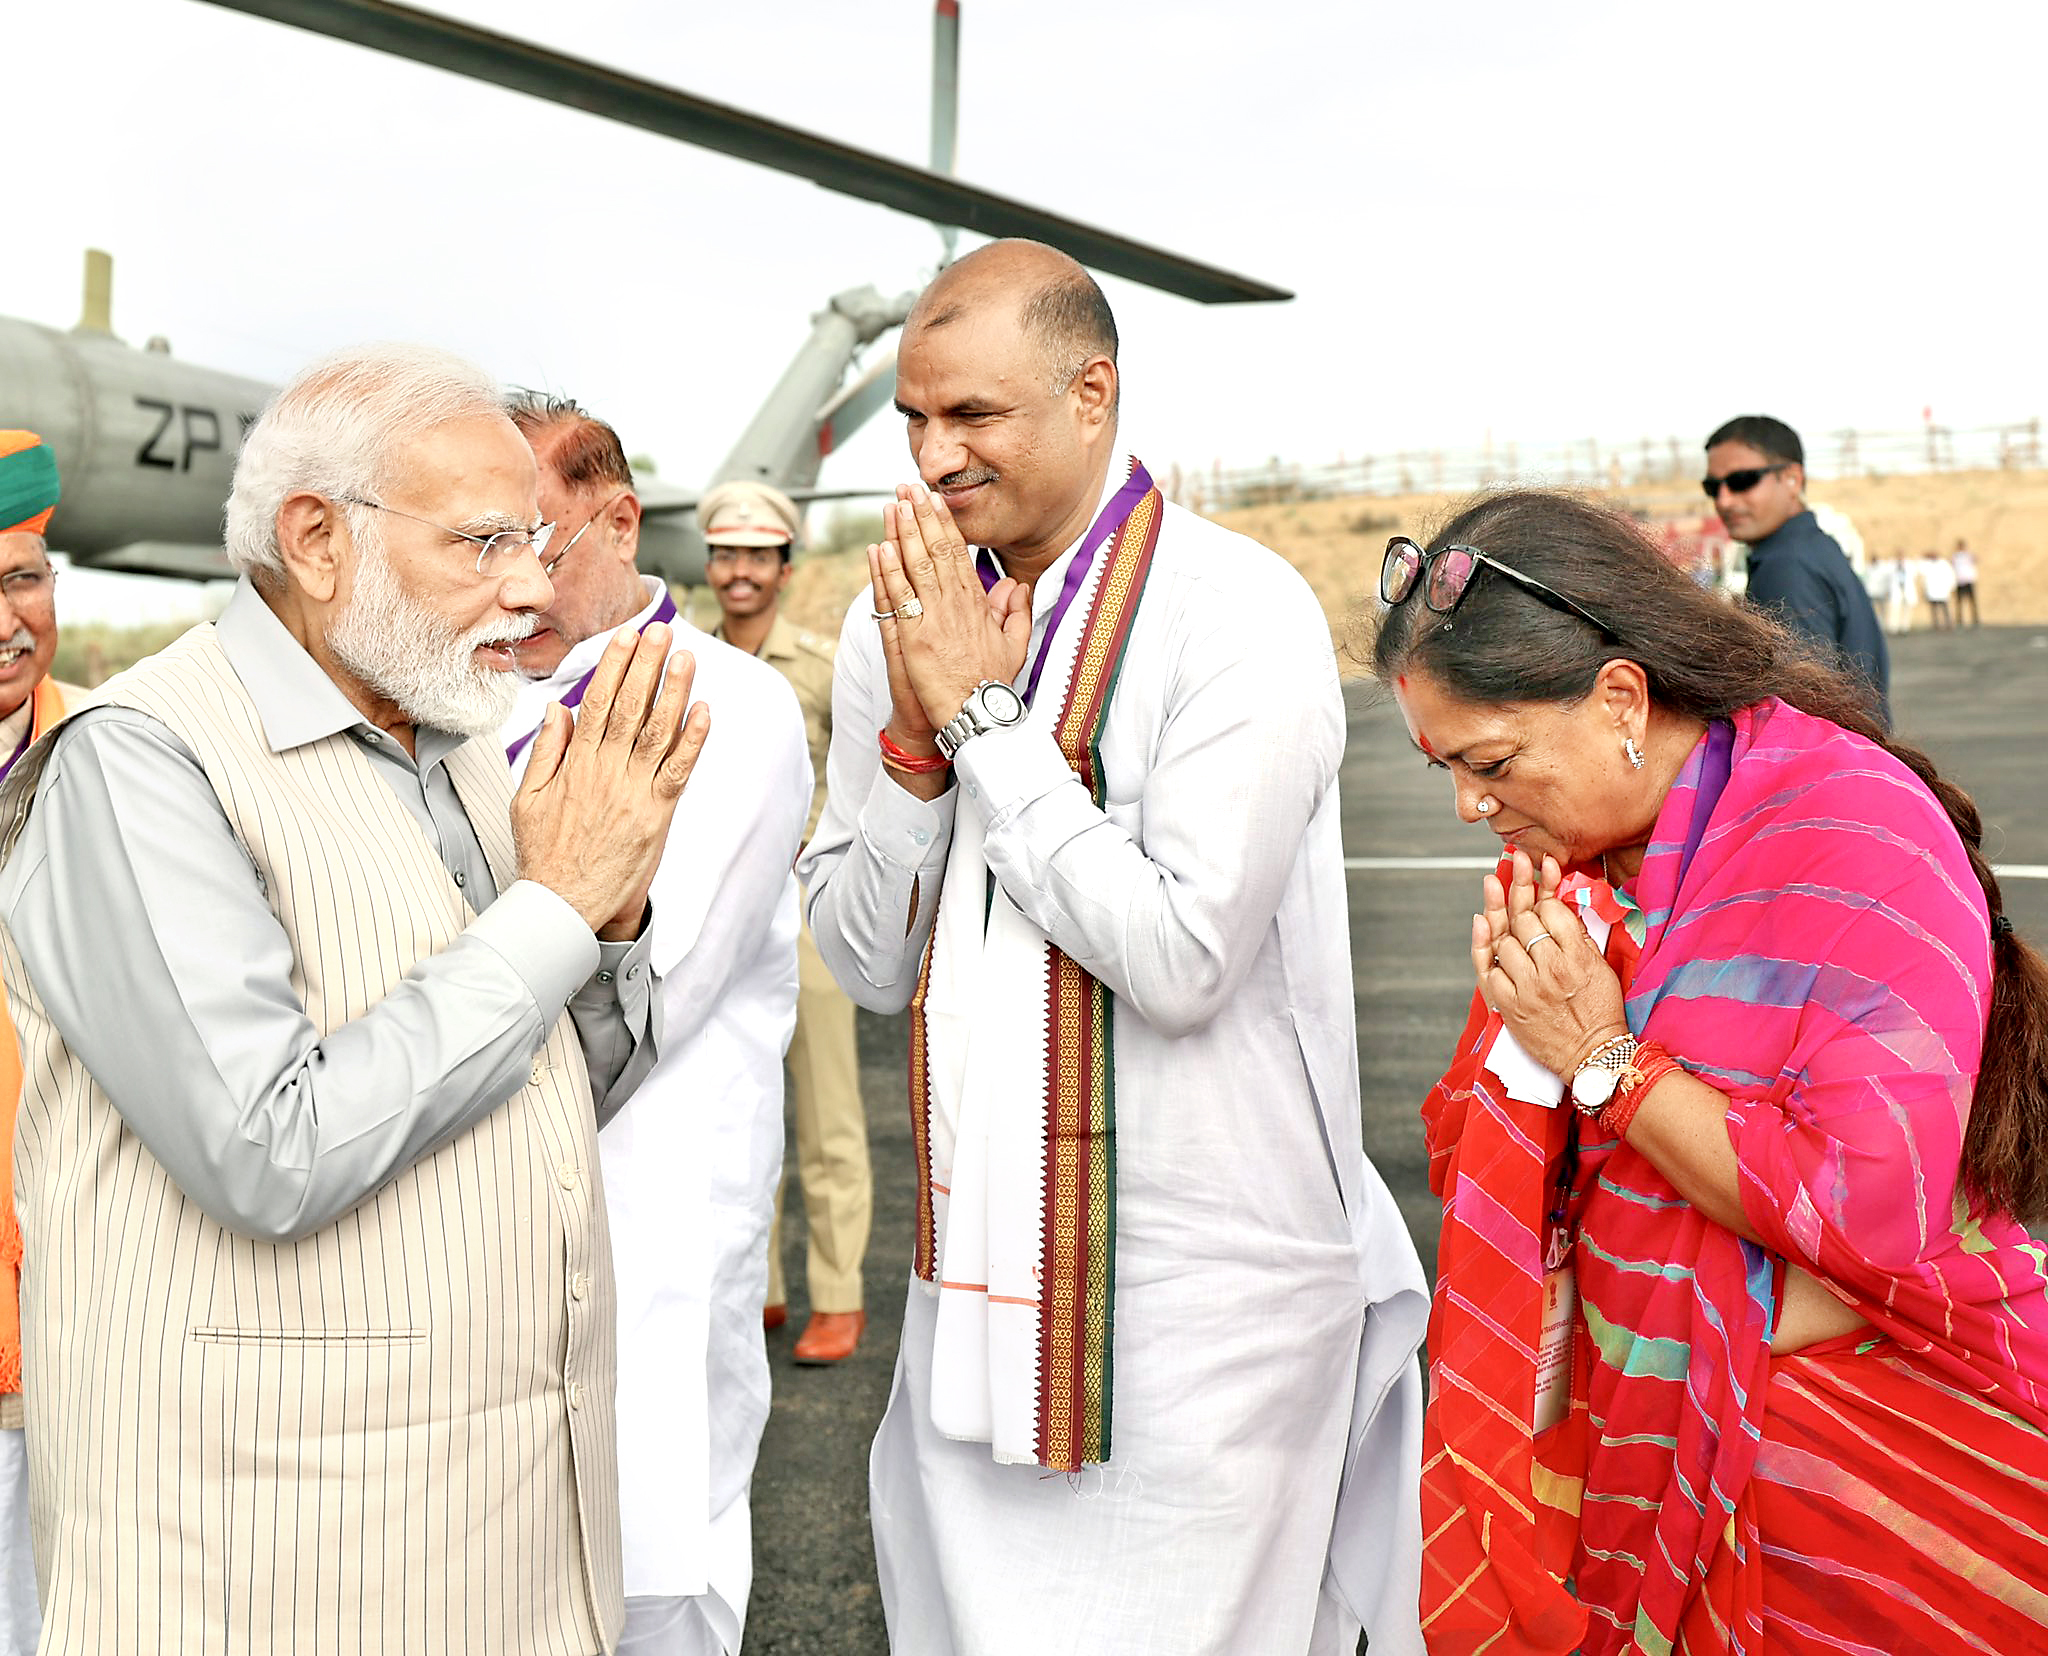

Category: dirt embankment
[772, 469, 2048, 653]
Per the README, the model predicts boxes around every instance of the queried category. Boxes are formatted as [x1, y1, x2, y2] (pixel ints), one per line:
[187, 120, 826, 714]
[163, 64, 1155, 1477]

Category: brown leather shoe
[791, 1310, 865, 1365]
[763, 1302, 788, 1332]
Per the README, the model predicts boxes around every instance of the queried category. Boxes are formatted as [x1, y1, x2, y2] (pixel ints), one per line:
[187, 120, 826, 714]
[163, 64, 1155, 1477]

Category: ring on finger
[870, 608, 896, 620]
[896, 595, 926, 619]
[1526, 930, 1558, 951]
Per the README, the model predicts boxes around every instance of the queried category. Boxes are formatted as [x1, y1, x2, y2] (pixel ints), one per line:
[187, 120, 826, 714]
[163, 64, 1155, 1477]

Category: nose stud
[1477, 798, 1495, 815]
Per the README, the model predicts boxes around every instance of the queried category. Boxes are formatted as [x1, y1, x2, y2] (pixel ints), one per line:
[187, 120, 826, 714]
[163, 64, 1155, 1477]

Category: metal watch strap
[934, 679, 1015, 760]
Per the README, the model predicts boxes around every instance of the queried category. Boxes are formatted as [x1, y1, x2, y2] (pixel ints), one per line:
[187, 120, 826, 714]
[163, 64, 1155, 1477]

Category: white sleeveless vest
[0, 624, 623, 1655]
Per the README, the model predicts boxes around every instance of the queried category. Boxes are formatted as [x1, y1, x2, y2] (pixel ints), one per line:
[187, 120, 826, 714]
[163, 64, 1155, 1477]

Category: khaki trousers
[766, 903, 871, 1314]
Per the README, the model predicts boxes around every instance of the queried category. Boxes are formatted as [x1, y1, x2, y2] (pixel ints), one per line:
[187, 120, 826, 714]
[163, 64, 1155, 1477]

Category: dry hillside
[766, 468, 2048, 664]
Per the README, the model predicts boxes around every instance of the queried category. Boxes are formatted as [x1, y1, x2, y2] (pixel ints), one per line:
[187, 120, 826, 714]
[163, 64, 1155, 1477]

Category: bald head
[909, 240, 1119, 409]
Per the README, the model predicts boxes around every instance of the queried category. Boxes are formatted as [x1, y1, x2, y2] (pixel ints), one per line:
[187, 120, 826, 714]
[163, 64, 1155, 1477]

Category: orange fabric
[0, 675, 67, 1395]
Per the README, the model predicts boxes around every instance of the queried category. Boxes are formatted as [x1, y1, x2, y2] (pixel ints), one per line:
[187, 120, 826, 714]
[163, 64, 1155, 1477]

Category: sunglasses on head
[1381, 536, 1615, 636]
[1700, 463, 1788, 501]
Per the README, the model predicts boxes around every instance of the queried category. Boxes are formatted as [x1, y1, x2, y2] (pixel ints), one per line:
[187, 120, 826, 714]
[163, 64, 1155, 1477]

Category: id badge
[1534, 1262, 1577, 1435]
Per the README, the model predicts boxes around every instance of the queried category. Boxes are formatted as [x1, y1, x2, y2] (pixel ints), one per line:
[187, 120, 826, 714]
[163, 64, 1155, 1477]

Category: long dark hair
[1370, 489, 2048, 1224]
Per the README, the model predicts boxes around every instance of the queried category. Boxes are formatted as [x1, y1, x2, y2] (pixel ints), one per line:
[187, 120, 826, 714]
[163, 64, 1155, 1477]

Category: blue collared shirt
[1745, 509, 1891, 718]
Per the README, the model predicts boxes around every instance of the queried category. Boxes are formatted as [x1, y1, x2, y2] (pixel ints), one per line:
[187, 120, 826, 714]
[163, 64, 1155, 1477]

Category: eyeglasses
[0, 565, 57, 609]
[1381, 536, 1614, 636]
[338, 495, 555, 575]
[706, 545, 785, 572]
[1700, 464, 1788, 501]
[543, 490, 627, 576]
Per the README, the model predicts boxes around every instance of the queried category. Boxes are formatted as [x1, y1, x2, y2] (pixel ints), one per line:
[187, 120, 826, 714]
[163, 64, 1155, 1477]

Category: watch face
[1571, 1066, 1620, 1109]
[979, 682, 1025, 724]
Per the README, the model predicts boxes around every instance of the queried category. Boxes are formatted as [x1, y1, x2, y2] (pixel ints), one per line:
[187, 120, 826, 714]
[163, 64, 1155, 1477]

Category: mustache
[0, 629, 33, 654]
[937, 467, 999, 490]
[468, 613, 536, 648]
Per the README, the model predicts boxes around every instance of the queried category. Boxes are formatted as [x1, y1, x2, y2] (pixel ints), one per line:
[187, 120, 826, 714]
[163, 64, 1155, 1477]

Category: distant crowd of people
[0, 244, 2043, 1656]
[1865, 540, 1983, 632]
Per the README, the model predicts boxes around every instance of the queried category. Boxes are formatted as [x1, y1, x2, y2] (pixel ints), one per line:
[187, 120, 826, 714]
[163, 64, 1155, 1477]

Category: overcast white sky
[14, 0, 2048, 618]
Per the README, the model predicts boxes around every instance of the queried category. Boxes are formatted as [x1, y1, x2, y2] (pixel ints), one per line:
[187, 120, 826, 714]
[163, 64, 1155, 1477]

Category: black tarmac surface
[743, 624, 2048, 1654]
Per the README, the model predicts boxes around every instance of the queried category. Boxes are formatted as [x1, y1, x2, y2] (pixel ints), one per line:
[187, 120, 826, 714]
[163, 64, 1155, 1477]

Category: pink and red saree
[1421, 698, 2048, 1654]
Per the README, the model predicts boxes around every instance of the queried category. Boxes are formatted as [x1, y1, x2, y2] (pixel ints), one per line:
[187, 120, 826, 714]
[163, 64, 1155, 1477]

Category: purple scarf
[504, 589, 680, 765]
[975, 460, 1156, 707]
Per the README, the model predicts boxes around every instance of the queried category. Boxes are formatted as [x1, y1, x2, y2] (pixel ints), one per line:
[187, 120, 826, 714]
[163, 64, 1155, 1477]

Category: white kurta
[503, 579, 812, 1647]
[799, 468, 1429, 1656]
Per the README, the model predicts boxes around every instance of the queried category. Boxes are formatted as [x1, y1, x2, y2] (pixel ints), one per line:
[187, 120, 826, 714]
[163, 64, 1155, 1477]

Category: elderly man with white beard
[0, 343, 704, 1656]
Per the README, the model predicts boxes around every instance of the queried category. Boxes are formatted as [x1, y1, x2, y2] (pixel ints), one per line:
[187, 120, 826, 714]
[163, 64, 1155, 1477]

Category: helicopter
[0, 0, 1288, 587]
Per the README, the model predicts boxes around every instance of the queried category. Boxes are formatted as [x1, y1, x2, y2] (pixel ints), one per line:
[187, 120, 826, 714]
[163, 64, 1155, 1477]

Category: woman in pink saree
[1372, 490, 2048, 1654]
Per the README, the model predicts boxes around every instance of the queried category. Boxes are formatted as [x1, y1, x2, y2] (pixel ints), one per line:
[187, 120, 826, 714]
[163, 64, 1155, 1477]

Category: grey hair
[224, 343, 506, 582]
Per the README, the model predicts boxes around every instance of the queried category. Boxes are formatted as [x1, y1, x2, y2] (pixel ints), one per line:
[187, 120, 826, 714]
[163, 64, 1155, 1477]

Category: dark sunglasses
[1381, 536, 1615, 636]
[1700, 463, 1788, 501]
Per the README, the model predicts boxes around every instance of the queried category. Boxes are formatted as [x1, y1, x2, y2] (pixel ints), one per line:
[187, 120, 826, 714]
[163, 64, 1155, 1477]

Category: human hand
[512, 623, 710, 938]
[872, 485, 1030, 731]
[865, 534, 941, 756]
[1471, 849, 1628, 1078]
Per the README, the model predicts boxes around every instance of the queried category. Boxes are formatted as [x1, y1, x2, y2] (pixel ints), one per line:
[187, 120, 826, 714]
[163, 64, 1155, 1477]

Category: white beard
[328, 530, 532, 739]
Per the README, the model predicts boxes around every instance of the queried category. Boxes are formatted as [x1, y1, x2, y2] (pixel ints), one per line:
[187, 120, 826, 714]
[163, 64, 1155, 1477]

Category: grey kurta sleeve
[0, 709, 646, 1244]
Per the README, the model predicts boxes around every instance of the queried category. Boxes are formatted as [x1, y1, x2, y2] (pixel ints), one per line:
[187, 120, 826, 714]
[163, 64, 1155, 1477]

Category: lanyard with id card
[1534, 1119, 1581, 1436]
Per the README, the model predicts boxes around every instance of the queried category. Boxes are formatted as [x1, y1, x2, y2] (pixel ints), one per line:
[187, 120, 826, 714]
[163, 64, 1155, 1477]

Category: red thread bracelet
[878, 730, 951, 774]
[1599, 1041, 1680, 1139]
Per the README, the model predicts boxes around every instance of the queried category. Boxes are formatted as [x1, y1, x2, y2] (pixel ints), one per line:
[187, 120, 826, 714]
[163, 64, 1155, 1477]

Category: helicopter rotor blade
[931, 0, 960, 266]
[192, 0, 1292, 304]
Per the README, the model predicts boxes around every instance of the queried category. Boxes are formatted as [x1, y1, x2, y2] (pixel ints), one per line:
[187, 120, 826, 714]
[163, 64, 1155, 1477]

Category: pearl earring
[1625, 737, 1645, 770]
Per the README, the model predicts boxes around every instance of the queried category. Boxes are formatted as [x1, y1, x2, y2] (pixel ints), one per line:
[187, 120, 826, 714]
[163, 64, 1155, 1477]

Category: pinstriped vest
[0, 625, 623, 1655]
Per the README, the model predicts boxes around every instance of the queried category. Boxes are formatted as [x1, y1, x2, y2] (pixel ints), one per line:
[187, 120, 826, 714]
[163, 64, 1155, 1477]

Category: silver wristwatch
[934, 679, 1026, 759]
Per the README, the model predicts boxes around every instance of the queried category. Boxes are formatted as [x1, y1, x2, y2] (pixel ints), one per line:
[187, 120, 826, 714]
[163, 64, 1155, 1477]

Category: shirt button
[966, 782, 980, 799]
[567, 1380, 585, 1411]
[626, 964, 641, 982]
[557, 1163, 580, 1190]
[596, 970, 615, 985]
[570, 1271, 588, 1301]
[912, 829, 931, 846]
[453, 871, 467, 888]
[529, 1057, 547, 1086]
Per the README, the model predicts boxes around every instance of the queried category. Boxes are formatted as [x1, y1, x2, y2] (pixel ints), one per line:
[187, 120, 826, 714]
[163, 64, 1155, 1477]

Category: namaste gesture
[1472, 847, 1629, 1077]
[866, 484, 1032, 744]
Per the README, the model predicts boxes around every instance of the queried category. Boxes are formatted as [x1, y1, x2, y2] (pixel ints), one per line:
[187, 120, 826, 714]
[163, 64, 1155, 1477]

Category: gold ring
[896, 596, 925, 619]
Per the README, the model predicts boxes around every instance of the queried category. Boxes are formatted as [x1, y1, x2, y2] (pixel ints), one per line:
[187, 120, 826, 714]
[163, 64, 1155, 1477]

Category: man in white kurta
[797, 241, 1427, 1655]
[501, 399, 811, 1655]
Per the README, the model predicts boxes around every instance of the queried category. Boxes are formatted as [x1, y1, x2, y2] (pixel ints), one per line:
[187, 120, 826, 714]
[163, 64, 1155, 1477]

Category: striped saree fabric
[1422, 697, 2048, 1654]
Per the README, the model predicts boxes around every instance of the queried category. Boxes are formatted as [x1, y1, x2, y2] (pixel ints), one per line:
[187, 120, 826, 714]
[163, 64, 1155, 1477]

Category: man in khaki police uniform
[701, 481, 871, 1365]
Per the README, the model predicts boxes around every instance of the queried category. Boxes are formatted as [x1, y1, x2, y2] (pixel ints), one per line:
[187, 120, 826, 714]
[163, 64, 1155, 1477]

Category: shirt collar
[756, 614, 801, 662]
[978, 451, 1138, 621]
[1748, 507, 1816, 556]
[519, 576, 673, 694]
[214, 577, 467, 768]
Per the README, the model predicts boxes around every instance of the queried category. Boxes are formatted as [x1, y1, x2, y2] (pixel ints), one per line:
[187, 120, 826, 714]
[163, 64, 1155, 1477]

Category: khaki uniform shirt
[716, 612, 836, 843]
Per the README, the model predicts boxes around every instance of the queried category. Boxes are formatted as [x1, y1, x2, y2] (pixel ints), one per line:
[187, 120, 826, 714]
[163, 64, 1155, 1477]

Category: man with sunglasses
[501, 400, 812, 1656]
[699, 480, 876, 1370]
[0, 345, 706, 1655]
[1703, 415, 1888, 716]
